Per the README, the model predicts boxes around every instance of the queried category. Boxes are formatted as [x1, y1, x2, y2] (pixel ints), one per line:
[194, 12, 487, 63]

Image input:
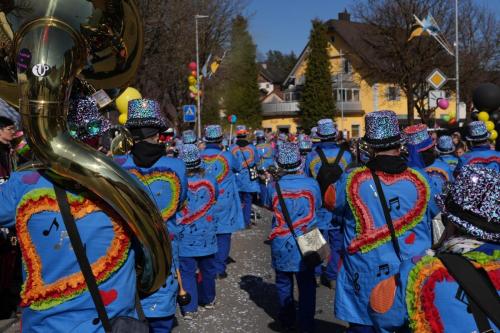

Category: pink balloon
[437, 98, 449, 110]
[188, 62, 197, 71]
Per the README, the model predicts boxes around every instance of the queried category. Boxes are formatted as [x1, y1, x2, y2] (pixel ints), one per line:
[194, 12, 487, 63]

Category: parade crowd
[0, 97, 499, 333]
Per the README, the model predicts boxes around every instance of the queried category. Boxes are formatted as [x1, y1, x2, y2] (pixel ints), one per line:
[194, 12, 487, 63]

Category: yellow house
[261, 10, 455, 137]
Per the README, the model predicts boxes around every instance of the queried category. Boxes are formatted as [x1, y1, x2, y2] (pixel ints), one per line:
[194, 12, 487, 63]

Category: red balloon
[437, 98, 449, 110]
[191, 70, 197, 77]
[189, 62, 197, 71]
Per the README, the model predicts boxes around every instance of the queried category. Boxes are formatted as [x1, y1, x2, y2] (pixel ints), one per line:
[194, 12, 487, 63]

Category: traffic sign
[429, 90, 446, 108]
[183, 105, 196, 123]
[426, 68, 447, 90]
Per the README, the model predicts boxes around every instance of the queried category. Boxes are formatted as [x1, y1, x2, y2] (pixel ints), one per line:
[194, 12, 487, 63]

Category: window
[351, 124, 360, 138]
[335, 88, 360, 102]
[343, 58, 352, 74]
[353, 89, 360, 101]
[386, 86, 400, 101]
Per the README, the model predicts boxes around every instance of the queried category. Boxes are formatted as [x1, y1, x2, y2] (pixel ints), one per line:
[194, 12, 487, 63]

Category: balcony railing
[262, 102, 300, 115]
[336, 101, 362, 112]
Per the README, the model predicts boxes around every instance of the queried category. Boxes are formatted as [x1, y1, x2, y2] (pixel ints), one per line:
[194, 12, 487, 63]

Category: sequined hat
[236, 125, 248, 137]
[204, 125, 223, 143]
[298, 134, 312, 151]
[255, 130, 265, 139]
[436, 135, 455, 154]
[466, 121, 490, 142]
[182, 130, 197, 144]
[404, 124, 434, 152]
[125, 99, 166, 131]
[437, 165, 500, 243]
[310, 127, 320, 142]
[67, 96, 110, 140]
[317, 119, 338, 139]
[364, 110, 404, 148]
[278, 133, 288, 142]
[276, 142, 302, 172]
[180, 144, 202, 170]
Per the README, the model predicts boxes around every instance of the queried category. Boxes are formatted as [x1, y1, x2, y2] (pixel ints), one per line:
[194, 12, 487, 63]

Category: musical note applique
[43, 218, 59, 236]
[376, 264, 390, 277]
[389, 197, 401, 212]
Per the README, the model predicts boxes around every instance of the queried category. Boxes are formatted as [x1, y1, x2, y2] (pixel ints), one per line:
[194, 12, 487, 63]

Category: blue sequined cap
[317, 119, 338, 139]
[436, 135, 455, 154]
[298, 134, 312, 151]
[277, 142, 302, 172]
[182, 130, 197, 144]
[254, 130, 265, 139]
[180, 143, 201, 169]
[466, 121, 490, 141]
[364, 110, 403, 148]
[404, 124, 434, 152]
[236, 125, 248, 136]
[67, 96, 110, 140]
[126, 99, 166, 130]
[204, 125, 223, 142]
[437, 165, 500, 243]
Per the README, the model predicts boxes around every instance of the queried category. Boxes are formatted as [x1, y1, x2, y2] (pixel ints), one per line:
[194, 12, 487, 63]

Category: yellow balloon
[188, 76, 197, 85]
[118, 113, 128, 125]
[490, 129, 498, 140]
[116, 87, 142, 114]
[478, 111, 489, 122]
[485, 120, 495, 132]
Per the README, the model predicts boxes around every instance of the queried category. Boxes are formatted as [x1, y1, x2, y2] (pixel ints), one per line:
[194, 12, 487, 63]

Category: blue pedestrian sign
[183, 105, 197, 123]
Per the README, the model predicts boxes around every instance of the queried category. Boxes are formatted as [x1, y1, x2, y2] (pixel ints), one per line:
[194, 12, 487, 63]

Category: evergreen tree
[299, 20, 336, 132]
[224, 16, 262, 129]
[265, 50, 298, 83]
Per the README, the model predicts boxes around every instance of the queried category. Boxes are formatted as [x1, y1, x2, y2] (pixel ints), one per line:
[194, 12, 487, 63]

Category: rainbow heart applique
[16, 188, 130, 310]
[203, 155, 229, 182]
[269, 190, 315, 240]
[127, 168, 181, 221]
[347, 167, 430, 254]
[181, 180, 216, 225]
[468, 156, 500, 167]
[425, 167, 450, 183]
[231, 146, 255, 169]
[407, 251, 500, 333]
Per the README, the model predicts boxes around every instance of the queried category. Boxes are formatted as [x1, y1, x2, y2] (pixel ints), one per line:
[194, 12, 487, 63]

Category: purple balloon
[437, 98, 449, 110]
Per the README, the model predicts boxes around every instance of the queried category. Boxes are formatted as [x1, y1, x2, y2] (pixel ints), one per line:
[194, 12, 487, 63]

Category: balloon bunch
[187, 62, 201, 101]
[115, 87, 142, 124]
[437, 98, 457, 125]
[472, 83, 500, 142]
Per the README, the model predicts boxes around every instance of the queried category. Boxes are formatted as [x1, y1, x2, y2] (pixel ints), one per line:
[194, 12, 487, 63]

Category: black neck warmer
[131, 141, 165, 168]
[421, 149, 436, 167]
[236, 139, 249, 147]
[367, 155, 407, 174]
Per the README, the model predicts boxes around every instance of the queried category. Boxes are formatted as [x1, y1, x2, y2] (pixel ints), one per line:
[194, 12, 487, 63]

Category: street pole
[195, 15, 208, 138]
[339, 50, 344, 131]
[454, 0, 460, 120]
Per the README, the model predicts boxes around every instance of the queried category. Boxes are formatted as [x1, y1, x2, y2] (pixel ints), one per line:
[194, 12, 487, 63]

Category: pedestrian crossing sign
[183, 105, 197, 123]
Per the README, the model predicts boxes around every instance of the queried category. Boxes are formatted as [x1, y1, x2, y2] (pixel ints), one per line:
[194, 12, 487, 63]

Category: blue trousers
[239, 192, 253, 227]
[148, 315, 175, 333]
[275, 269, 316, 332]
[179, 255, 217, 313]
[259, 182, 268, 206]
[214, 233, 231, 274]
[346, 324, 376, 333]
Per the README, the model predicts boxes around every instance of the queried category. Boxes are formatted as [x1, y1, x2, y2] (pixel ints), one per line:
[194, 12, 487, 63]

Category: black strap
[369, 169, 402, 262]
[238, 146, 254, 172]
[437, 253, 500, 331]
[316, 146, 346, 169]
[274, 181, 297, 239]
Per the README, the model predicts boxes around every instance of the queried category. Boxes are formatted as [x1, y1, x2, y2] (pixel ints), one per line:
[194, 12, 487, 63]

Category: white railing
[262, 102, 300, 114]
[336, 101, 362, 111]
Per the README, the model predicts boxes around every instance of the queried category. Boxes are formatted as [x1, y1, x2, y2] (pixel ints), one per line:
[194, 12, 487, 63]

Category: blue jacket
[0, 171, 137, 332]
[456, 145, 500, 173]
[439, 154, 459, 173]
[425, 158, 454, 194]
[115, 155, 187, 318]
[304, 142, 352, 230]
[334, 165, 435, 325]
[256, 142, 274, 170]
[201, 144, 244, 234]
[266, 174, 322, 272]
[230, 141, 260, 193]
[175, 172, 219, 258]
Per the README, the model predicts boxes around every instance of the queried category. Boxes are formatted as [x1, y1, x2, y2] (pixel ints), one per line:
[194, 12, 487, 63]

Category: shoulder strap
[437, 252, 500, 330]
[316, 145, 346, 168]
[53, 184, 113, 333]
[274, 181, 297, 239]
[238, 146, 252, 170]
[333, 145, 346, 166]
[369, 168, 402, 262]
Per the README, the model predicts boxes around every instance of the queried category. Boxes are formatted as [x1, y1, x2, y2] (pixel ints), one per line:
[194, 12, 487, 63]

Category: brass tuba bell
[0, 0, 171, 294]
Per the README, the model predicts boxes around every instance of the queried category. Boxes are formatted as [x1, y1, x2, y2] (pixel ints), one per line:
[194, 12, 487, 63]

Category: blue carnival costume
[230, 125, 260, 227]
[304, 119, 352, 283]
[334, 111, 436, 332]
[435, 135, 459, 172]
[298, 134, 313, 173]
[177, 144, 219, 314]
[266, 142, 322, 333]
[201, 125, 244, 277]
[118, 98, 188, 332]
[456, 121, 500, 172]
[255, 130, 274, 206]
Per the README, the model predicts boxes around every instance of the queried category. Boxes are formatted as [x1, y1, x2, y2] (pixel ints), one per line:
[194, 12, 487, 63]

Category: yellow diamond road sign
[426, 69, 447, 90]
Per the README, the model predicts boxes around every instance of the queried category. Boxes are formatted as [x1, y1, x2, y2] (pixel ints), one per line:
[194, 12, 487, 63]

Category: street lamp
[195, 14, 209, 138]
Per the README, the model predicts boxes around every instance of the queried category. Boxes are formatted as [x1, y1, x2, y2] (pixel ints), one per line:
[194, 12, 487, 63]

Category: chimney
[338, 9, 350, 22]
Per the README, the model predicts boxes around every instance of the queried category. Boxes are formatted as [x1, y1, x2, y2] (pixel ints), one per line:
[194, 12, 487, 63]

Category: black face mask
[131, 141, 165, 168]
[367, 155, 407, 174]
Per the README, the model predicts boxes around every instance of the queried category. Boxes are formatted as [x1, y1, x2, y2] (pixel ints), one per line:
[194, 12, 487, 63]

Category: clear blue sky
[247, 0, 500, 56]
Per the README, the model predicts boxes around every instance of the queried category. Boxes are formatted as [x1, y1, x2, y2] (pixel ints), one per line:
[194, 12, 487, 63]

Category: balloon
[189, 92, 195, 99]
[478, 111, 489, 122]
[227, 115, 237, 124]
[118, 113, 127, 125]
[449, 117, 457, 125]
[485, 120, 495, 131]
[115, 87, 142, 114]
[191, 71, 197, 77]
[189, 85, 198, 94]
[472, 83, 500, 112]
[188, 75, 197, 85]
[437, 98, 449, 110]
[442, 114, 450, 122]
[189, 62, 197, 71]
[490, 130, 498, 140]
